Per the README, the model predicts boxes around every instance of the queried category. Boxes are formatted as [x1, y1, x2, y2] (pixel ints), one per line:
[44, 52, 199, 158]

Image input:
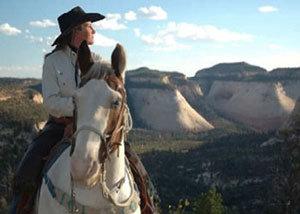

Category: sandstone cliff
[207, 81, 297, 130]
[128, 87, 213, 132]
[126, 67, 214, 132]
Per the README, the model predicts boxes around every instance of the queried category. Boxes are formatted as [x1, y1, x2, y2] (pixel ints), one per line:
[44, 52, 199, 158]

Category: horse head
[70, 41, 128, 187]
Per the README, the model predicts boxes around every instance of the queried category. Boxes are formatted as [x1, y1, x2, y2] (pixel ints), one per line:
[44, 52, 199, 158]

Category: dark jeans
[10, 120, 65, 213]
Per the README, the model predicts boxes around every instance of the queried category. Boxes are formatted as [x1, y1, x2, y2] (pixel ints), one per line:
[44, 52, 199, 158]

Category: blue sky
[0, 0, 299, 78]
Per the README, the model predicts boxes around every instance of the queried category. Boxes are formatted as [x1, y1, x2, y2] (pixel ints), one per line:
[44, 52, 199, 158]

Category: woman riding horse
[38, 41, 141, 213]
[10, 6, 155, 214]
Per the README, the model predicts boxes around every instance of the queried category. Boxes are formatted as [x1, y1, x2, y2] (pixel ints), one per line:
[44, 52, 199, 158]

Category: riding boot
[11, 120, 65, 213]
[9, 194, 20, 214]
[22, 192, 36, 214]
[9, 192, 34, 214]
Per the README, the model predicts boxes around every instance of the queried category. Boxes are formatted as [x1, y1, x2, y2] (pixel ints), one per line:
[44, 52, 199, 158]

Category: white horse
[37, 42, 141, 214]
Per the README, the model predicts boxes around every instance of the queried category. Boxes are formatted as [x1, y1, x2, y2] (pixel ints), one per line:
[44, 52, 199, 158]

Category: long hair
[45, 32, 73, 58]
[45, 23, 84, 58]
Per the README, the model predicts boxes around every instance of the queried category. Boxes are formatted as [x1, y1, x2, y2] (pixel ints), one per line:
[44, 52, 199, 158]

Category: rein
[99, 78, 127, 164]
[70, 74, 128, 159]
[43, 43, 141, 213]
[67, 75, 134, 211]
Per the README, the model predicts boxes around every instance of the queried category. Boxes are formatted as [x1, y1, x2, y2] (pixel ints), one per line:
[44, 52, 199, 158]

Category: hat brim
[51, 13, 105, 46]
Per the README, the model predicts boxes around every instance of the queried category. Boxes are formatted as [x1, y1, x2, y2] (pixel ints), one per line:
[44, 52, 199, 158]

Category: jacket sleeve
[42, 57, 74, 117]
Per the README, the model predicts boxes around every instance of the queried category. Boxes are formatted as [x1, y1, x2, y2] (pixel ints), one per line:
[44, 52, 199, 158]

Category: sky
[0, 0, 299, 78]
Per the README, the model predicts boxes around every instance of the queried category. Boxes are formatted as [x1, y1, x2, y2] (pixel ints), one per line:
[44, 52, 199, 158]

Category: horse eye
[111, 99, 120, 108]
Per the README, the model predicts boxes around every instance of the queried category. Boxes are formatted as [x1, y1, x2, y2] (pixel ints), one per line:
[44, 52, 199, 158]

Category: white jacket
[42, 46, 109, 118]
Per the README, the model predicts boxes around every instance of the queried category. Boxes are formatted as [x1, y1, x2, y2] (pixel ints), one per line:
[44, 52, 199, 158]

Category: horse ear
[77, 40, 94, 77]
[111, 43, 126, 81]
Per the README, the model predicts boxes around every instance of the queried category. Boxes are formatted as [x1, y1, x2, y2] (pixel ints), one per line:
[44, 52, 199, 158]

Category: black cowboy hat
[52, 6, 105, 46]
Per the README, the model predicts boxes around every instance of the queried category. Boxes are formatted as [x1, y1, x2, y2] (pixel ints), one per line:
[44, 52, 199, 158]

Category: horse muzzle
[70, 157, 101, 187]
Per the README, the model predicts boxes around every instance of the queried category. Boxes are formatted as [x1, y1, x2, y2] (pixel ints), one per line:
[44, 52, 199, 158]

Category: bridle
[98, 74, 128, 164]
[68, 75, 135, 212]
[70, 74, 129, 161]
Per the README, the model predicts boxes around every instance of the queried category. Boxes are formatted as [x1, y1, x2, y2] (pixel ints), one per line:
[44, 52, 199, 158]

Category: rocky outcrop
[126, 67, 213, 132]
[269, 67, 300, 79]
[2, 63, 300, 133]
[281, 98, 300, 129]
[128, 87, 213, 132]
[279, 80, 300, 100]
[207, 81, 296, 130]
[32, 93, 43, 104]
[195, 62, 267, 79]
[169, 75, 203, 107]
[0, 95, 11, 101]
[0, 90, 12, 101]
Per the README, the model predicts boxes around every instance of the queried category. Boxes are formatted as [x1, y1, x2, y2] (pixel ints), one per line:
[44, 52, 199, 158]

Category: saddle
[13, 117, 157, 214]
[44, 127, 157, 213]
[57, 118, 158, 213]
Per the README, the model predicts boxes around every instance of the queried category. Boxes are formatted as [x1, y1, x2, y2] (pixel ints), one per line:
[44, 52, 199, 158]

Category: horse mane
[79, 61, 112, 87]
[79, 43, 126, 88]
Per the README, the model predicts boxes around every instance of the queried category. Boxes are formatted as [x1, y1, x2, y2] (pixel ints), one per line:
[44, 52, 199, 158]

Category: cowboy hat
[52, 6, 105, 46]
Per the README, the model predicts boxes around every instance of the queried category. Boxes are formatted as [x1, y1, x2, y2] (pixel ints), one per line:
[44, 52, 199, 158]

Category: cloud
[94, 33, 118, 47]
[25, 35, 43, 43]
[29, 19, 56, 28]
[93, 7, 167, 30]
[136, 21, 253, 51]
[45, 35, 57, 46]
[0, 23, 21, 36]
[160, 22, 253, 42]
[136, 21, 254, 52]
[140, 32, 190, 51]
[94, 13, 126, 30]
[138, 6, 167, 20]
[140, 34, 161, 45]
[268, 44, 282, 50]
[23, 30, 56, 45]
[134, 28, 141, 37]
[149, 43, 190, 52]
[124, 11, 137, 21]
[258, 5, 278, 13]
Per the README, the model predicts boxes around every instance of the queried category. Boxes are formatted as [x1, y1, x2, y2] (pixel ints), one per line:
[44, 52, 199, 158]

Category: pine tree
[192, 187, 225, 214]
